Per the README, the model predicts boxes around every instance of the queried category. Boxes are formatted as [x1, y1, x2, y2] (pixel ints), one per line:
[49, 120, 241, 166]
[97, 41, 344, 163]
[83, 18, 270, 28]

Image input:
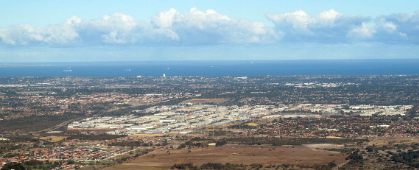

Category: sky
[1, 0, 419, 62]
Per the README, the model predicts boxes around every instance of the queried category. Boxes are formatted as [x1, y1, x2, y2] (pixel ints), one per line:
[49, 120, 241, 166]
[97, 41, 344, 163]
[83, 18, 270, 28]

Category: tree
[1, 162, 26, 170]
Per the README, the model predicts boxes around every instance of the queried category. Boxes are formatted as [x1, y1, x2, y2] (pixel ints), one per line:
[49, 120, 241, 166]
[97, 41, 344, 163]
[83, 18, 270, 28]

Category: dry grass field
[368, 136, 419, 146]
[39, 136, 66, 142]
[104, 144, 347, 170]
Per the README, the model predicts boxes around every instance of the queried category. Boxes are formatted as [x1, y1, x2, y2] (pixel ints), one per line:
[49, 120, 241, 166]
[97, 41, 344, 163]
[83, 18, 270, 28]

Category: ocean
[1, 60, 419, 77]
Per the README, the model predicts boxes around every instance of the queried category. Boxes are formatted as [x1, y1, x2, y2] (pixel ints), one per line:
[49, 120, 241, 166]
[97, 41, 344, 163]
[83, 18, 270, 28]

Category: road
[33, 118, 82, 133]
[333, 160, 350, 170]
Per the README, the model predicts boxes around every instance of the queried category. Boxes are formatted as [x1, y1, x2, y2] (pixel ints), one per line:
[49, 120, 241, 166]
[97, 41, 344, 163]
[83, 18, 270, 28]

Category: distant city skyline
[1, 0, 419, 62]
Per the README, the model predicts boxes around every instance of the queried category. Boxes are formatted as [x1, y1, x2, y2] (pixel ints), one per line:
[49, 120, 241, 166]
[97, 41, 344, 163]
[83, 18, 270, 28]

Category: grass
[103, 144, 347, 170]
[39, 136, 66, 142]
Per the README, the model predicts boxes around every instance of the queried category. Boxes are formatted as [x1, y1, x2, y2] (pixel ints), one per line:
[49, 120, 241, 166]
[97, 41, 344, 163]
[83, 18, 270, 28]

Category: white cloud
[375, 11, 419, 43]
[2, 9, 419, 46]
[347, 22, 375, 39]
[152, 8, 276, 44]
[0, 8, 275, 46]
[266, 9, 371, 42]
[151, 8, 178, 28]
[266, 10, 313, 33]
[383, 22, 397, 32]
[42, 16, 80, 45]
[316, 9, 342, 24]
[0, 13, 181, 46]
[0, 24, 43, 45]
[0, 17, 80, 46]
[78, 13, 141, 44]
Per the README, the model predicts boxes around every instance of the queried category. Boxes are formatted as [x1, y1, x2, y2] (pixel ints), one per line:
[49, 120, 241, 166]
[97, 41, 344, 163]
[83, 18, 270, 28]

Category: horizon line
[3, 58, 419, 63]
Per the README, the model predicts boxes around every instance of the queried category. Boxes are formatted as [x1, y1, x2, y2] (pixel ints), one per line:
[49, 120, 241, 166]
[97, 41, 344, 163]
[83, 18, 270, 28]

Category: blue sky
[1, 0, 419, 62]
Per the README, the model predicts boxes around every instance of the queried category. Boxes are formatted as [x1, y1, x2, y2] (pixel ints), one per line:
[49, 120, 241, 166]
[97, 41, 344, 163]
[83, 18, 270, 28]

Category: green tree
[1, 162, 26, 170]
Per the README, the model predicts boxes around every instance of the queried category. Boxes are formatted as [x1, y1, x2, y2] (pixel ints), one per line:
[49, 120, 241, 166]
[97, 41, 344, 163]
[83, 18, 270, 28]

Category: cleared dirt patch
[181, 98, 230, 104]
[104, 144, 347, 170]
[304, 143, 344, 150]
[39, 136, 66, 142]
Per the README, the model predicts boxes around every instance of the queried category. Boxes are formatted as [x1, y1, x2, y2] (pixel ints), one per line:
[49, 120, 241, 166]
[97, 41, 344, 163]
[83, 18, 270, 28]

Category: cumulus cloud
[347, 22, 375, 40]
[0, 16, 80, 46]
[0, 8, 274, 46]
[0, 13, 179, 46]
[374, 11, 419, 44]
[1, 9, 419, 46]
[0, 24, 43, 45]
[151, 8, 276, 44]
[266, 9, 371, 42]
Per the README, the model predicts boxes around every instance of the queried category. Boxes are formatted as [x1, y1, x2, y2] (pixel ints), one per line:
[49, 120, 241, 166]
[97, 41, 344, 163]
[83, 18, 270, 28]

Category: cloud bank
[266, 9, 372, 42]
[1, 8, 419, 46]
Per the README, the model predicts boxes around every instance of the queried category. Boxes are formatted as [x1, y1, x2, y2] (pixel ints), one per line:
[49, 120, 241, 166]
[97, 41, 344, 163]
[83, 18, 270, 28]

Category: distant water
[1, 60, 419, 77]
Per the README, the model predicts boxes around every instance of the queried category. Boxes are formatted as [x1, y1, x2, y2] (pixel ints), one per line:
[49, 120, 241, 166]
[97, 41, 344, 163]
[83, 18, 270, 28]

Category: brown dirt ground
[39, 136, 67, 142]
[103, 144, 347, 170]
[181, 98, 230, 104]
